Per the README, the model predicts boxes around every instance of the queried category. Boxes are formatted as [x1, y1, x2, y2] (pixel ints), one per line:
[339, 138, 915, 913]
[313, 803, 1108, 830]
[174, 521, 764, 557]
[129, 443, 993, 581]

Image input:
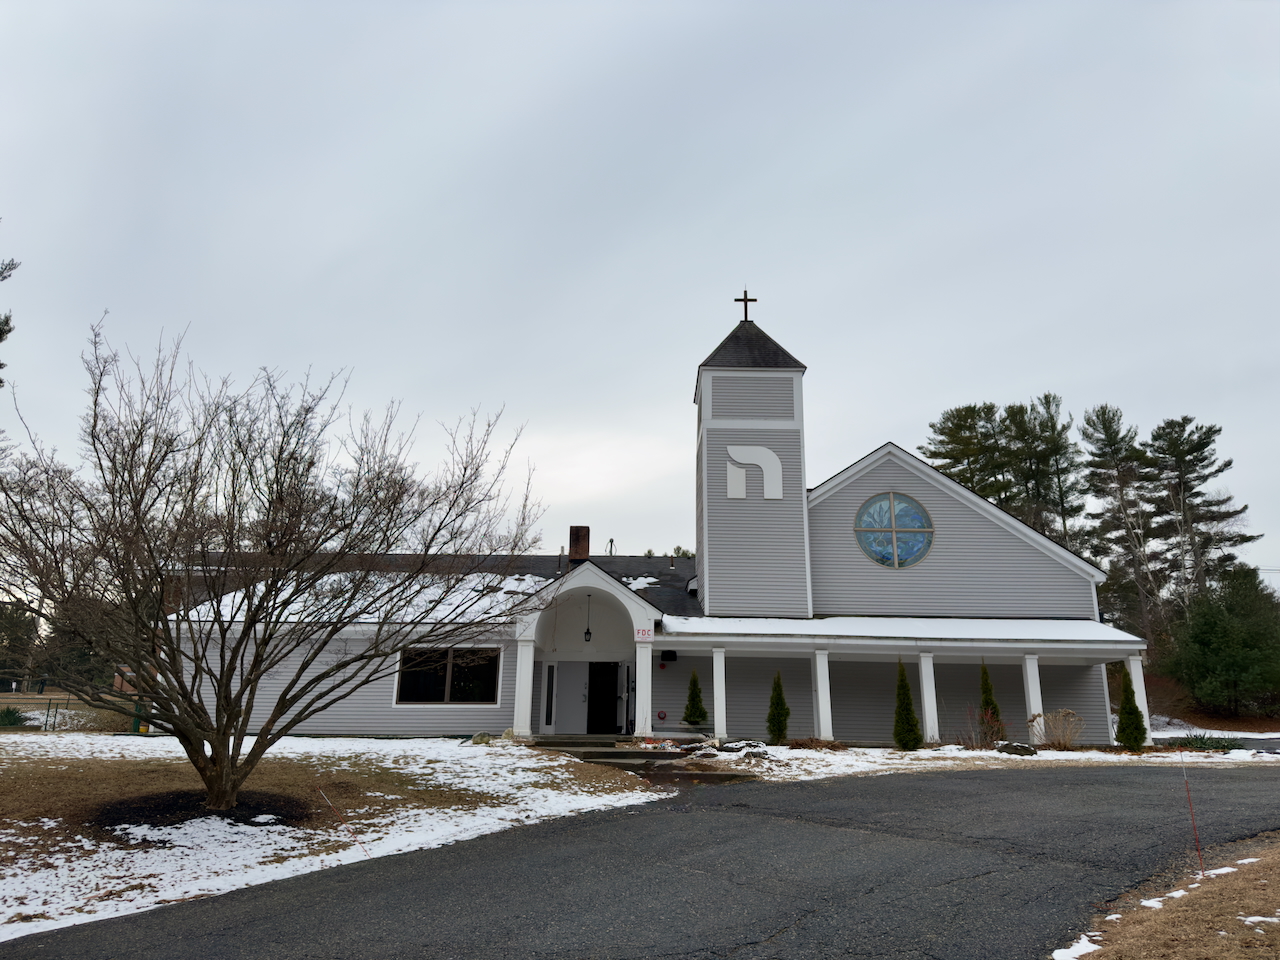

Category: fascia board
[807, 442, 1107, 585]
[527, 561, 664, 620]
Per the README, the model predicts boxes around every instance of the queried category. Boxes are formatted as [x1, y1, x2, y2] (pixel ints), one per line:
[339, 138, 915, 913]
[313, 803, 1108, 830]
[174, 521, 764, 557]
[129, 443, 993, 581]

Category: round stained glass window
[854, 493, 934, 568]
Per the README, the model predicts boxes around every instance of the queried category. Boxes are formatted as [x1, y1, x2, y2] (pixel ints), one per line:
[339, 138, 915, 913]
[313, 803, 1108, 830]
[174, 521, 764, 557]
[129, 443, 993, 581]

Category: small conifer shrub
[683, 670, 708, 726]
[766, 672, 790, 745]
[1115, 664, 1148, 751]
[979, 661, 1005, 744]
[893, 660, 923, 751]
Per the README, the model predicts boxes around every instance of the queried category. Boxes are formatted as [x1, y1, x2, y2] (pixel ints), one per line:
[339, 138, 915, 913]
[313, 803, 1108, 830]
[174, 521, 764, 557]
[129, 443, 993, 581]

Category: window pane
[856, 494, 892, 530]
[856, 530, 896, 567]
[896, 531, 933, 567]
[397, 650, 448, 703]
[448, 649, 500, 703]
[892, 494, 931, 530]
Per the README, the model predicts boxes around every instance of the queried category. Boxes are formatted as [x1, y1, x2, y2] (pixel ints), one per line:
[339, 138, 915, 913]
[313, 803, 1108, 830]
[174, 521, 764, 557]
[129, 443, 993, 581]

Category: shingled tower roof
[699, 320, 806, 370]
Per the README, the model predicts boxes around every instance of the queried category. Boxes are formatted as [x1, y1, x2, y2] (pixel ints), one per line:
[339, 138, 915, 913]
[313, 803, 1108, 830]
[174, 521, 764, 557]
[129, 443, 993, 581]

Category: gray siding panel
[934, 663, 1026, 743]
[724, 657, 814, 741]
[830, 661, 913, 744]
[1041, 664, 1112, 745]
[710, 376, 794, 420]
[254, 641, 516, 737]
[809, 460, 1096, 618]
[702, 428, 810, 617]
[651, 655, 713, 734]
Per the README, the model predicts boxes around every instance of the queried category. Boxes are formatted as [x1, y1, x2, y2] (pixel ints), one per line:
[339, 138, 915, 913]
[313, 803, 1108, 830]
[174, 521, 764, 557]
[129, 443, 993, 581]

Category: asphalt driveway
[8, 764, 1280, 959]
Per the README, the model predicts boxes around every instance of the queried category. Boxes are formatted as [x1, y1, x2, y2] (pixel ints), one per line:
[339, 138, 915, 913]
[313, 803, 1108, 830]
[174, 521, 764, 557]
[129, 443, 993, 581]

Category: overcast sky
[2, 1, 1277, 580]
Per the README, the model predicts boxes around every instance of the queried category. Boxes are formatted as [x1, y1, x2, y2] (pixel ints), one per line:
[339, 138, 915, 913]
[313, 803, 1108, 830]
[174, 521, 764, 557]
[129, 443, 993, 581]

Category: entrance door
[556, 662, 589, 734]
[587, 661, 620, 735]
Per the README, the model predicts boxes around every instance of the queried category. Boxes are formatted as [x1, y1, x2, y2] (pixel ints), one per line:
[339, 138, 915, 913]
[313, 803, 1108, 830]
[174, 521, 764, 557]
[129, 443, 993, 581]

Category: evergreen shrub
[979, 662, 1005, 744]
[766, 672, 790, 745]
[1115, 665, 1148, 751]
[683, 670, 708, 726]
[893, 660, 923, 751]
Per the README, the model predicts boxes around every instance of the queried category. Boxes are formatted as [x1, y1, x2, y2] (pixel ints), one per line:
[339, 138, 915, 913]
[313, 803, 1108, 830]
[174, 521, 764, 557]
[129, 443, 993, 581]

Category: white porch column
[712, 646, 727, 740]
[1127, 655, 1155, 746]
[918, 652, 940, 744]
[634, 641, 654, 737]
[512, 638, 536, 738]
[813, 649, 834, 741]
[1022, 654, 1045, 744]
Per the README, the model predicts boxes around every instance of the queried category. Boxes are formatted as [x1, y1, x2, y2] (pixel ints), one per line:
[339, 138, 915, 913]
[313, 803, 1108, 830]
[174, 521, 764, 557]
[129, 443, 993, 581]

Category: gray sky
[2, 1, 1277, 579]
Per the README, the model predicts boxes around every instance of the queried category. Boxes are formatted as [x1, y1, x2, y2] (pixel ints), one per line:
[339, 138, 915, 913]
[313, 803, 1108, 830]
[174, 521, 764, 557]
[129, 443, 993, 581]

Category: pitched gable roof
[699, 320, 806, 371]
[808, 442, 1106, 585]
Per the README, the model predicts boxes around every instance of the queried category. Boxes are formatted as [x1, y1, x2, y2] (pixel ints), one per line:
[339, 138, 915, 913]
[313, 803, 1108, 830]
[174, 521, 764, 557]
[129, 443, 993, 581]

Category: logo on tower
[725, 446, 783, 500]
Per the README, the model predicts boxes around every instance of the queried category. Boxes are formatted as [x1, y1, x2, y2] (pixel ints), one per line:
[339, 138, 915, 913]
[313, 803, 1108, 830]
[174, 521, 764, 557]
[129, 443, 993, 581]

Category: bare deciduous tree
[0, 329, 539, 808]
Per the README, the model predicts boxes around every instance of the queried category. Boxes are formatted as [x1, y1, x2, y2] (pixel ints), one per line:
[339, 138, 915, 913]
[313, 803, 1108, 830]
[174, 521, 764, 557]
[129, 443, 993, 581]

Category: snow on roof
[182, 572, 550, 624]
[659, 615, 1142, 643]
[622, 576, 660, 592]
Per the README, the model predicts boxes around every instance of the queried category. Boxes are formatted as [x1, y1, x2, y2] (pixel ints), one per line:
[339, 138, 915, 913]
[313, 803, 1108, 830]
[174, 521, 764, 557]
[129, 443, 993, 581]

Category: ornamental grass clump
[893, 660, 923, 751]
[766, 672, 790, 745]
[1029, 709, 1086, 750]
[682, 670, 708, 727]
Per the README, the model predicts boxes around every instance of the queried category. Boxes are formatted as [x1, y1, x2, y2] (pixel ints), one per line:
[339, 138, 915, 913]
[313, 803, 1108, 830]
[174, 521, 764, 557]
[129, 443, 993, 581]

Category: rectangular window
[396, 648, 500, 704]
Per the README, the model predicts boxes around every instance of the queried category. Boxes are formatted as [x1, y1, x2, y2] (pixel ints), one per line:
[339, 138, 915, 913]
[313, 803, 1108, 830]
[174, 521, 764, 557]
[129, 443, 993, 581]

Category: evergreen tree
[1170, 566, 1280, 717]
[1081, 404, 1163, 647]
[917, 402, 1009, 504]
[978, 661, 1005, 744]
[0, 219, 18, 388]
[1144, 417, 1261, 612]
[1115, 664, 1148, 751]
[683, 669, 708, 726]
[893, 660, 923, 750]
[766, 672, 790, 745]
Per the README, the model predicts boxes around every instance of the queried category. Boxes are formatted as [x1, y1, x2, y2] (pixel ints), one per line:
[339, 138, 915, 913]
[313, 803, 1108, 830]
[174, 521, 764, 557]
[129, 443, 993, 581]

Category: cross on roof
[734, 290, 757, 323]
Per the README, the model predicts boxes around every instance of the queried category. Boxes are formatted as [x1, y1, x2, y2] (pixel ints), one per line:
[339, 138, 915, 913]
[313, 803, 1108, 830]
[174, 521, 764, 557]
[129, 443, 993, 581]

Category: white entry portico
[512, 560, 661, 738]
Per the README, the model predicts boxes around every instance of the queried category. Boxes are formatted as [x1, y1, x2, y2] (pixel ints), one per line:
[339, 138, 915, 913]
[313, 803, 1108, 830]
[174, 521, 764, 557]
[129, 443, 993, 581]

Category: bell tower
[694, 295, 812, 617]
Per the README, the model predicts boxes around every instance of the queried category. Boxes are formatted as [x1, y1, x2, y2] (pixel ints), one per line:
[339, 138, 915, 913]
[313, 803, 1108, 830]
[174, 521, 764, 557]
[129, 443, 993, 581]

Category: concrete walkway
[8, 765, 1280, 959]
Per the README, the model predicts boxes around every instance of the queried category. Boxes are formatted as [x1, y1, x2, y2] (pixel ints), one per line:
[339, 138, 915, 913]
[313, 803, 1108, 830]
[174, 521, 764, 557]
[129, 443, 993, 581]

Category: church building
[284, 306, 1152, 747]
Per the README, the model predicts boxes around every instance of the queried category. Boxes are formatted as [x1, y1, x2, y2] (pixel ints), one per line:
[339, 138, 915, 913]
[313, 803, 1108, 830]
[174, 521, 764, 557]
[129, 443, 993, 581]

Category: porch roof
[658, 614, 1142, 645]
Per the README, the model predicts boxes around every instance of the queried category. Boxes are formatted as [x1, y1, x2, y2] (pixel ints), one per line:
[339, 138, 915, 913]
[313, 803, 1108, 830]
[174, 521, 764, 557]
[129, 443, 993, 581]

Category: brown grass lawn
[0, 743, 648, 882]
[1081, 832, 1280, 959]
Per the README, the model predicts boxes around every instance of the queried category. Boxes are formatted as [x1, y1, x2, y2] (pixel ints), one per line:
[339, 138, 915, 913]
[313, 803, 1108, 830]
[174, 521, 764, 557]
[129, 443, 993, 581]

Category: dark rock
[996, 741, 1037, 756]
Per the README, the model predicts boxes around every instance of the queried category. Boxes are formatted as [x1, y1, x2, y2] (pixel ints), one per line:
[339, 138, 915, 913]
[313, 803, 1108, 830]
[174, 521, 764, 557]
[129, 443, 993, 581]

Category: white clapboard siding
[723, 656, 814, 741]
[702, 428, 810, 617]
[829, 660, 916, 744]
[809, 459, 1096, 618]
[710, 376, 795, 419]
[251, 640, 517, 737]
[651, 655, 713, 734]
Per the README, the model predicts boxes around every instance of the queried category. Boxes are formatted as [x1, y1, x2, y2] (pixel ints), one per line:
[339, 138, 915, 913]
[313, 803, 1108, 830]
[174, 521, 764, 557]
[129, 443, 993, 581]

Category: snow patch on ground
[1150, 714, 1280, 740]
[3, 733, 1277, 944]
[0, 735, 660, 942]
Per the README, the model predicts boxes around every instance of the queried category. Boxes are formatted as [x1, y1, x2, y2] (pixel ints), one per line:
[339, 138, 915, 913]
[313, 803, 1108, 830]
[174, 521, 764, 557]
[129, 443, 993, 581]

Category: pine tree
[682, 669, 708, 726]
[1115, 663, 1148, 751]
[1170, 566, 1280, 717]
[0, 219, 18, 389]
[1144, 417, 1261, 612]
[978, 661, 1005, 744]
[893, 660, 923, 751]
[766, 672, 790, 745]
[917, 402, 1010, 503]
[1081, 404, 1163, 647]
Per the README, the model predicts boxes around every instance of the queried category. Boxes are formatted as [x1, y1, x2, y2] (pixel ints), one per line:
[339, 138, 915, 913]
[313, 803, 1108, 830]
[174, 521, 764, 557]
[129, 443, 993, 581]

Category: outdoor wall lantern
[583, 593, 592, 643]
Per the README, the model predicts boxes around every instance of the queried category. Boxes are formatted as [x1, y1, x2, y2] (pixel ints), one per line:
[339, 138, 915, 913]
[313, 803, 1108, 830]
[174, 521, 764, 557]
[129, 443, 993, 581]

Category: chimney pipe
[569, 526, 590, 565]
